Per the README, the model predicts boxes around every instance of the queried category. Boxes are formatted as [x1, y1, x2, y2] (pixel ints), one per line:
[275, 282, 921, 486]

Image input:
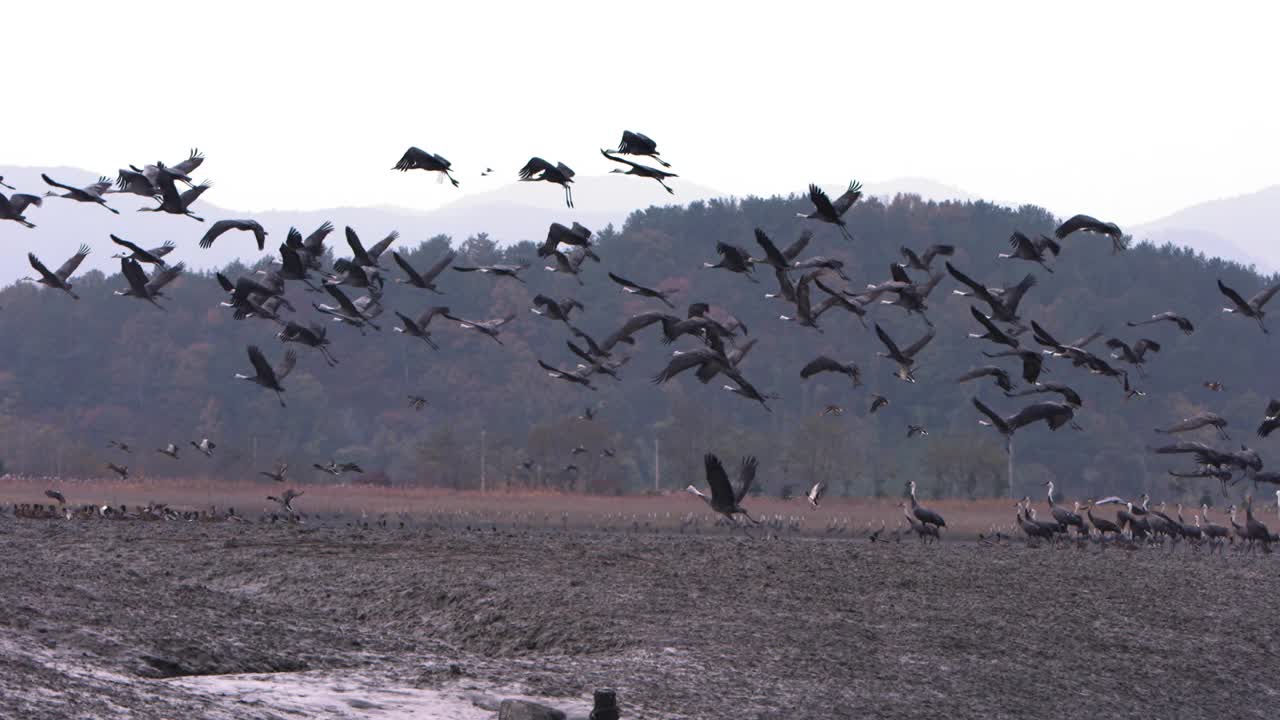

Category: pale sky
[7, 1, 1279, 225]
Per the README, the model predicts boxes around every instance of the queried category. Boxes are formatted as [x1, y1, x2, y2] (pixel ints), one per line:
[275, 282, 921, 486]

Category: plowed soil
[1, 519, 1276, 719]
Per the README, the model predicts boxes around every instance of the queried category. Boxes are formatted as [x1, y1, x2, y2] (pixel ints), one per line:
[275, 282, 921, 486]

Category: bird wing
[653, 350, 718, 384]
[120, 258, 151, 295]
[54, 245, 91, 280]
[1070, 329, 1105, 349]
[603, 311, 670, 350]
[169, 149, 205, 177]
[945, 262, 996, 306]
[198, 219, 237, 248]
[111, 234, 147, 258]
[1133, 339, 1161, 356]
[922, 244, 955, 265]
[1265, 398, 1280, 418]
[800, 356, 842, 378]
[735, 456, 758, 503]
[27, 253, 58, 284]
[874, 324, 904, 360]
[421, 250, 456, 281]
[972, 397, 1008, 432]
[367, 231, 398, 261]
[956, 367, 1001, 383]
[179, 181, 212, 207]
[246, 345, 273, 380]
[40, 173, 78, 194]
[703, 454, 734, 506]
[889, 263, 911, 284]
[830, 181, 863, 215]
[607, 271, 643, 291]
[518, 157, 556, 180]
[345, 226, 373, 265]
[1248, 282, 1280, 310]
[807, 184, 837, 218]
[971, 305, 1005, 335]
[1031, 321, 1064, 349]
[146, 263, 185, 292]
[305, 221, 334, 252]
[1218, 279, 1249, 309]
[393, 147, 430, 171]
[903, 328, 936, 359]
[781, 229, 813, 261]
[274, 349, 297, 381]
[1000, 274, 1037, 313]
[323, 283, 361, 315]
[600, 148, 642, 171]
[1008, 402, 1069, 430]
[1008, 231, 1036, 254]
[753, 228, 789, 268]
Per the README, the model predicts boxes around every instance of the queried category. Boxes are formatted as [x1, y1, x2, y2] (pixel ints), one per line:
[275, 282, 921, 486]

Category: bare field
[2, 501, 1279, 719]
[1, 477, 1033, 536]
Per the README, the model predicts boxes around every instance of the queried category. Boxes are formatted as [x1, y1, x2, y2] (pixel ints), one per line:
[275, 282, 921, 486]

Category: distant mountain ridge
[1132, 185, 1280, 273]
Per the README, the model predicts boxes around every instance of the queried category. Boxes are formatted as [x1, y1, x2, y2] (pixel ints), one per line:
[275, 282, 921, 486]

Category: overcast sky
[8, 2, 1278, 224]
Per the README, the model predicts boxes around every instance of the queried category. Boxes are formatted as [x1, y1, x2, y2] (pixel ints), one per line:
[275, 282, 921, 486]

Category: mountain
[0, 189, 1271, 504]
[1131, 185, 1280, 273]
[0, 165, 724, 286]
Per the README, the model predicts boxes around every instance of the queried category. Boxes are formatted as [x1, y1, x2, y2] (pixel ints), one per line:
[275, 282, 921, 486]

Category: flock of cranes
[3, 130, 1280, 549]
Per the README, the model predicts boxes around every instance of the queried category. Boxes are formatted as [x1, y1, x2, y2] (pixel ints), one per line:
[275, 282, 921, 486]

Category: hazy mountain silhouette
[1131, 185, 1280, 272]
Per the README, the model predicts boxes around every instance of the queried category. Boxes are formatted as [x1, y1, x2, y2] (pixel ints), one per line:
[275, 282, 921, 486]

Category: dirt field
[2, 486, 1278, 719]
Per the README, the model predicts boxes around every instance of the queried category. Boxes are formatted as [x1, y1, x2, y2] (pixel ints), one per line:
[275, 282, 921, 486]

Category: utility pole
[654, 436, 660, 493]
[480, 429, 487, 493]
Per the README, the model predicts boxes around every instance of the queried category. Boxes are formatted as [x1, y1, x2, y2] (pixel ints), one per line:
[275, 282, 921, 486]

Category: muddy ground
[1, 519, 1277, 719]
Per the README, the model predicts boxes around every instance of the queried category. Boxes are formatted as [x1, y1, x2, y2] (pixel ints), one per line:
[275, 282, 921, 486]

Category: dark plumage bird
[1127, 312, 1194, 335]
[393, 250, 455, 293]
[345, 226, 398, 268]
[983, 349, 1045, 385]
[106, 463, 129, 480]
[613, 130, 671, 167]
[530, 294, 584, 325]
[900, 244, 955, 272]
[191, 438, 216, 457]
[686, 454, 759, 525]
[453, 262, 529, 283]
[1105, 338, 1161, 375]
[537, 359, 596, 390]
[199, 219, 268, 250]
[394, 307, 450, 349]
[45, 489, 67, 505]
[107, 440, 132, 454]
[946, 262, 1036, 327]
[601, 149, 677, 193]
[113, 149, 205, 196]
[392, 147, 459, 187]
[703, 242, 756, 280]
[114, 259, 185, 309]
[869, 395, 889, 414]
[972, 398, 1079, 451]
[1204, 381, 1224, 392]
[0, 191, 42, 228]
[906, 425, 929, 439]
[797, 181, 861, 241]
[1257, 399, 1280, 438]
[779, 271, 823, 332]
[874, 324, 934, 382]
[811, 278, 868, 327]
[110, 235, 174, 267]
[139, 167, 210, 221]
[999, 231, 1059, 273]
[544, 246, 596, 285]
[260, 464, 288, 483]
[1005, 382, 1082, 408]
[800, 356, 862, 386]
[1218, 278, 1280, 334]
[42, 173, 118, 214]
[792, 256, 850, 281]
[608, 272, 677, 309]
[1055, 214, 1127, 254]
[234, 345, 297, 407]
[967, 306, 1020, 348]
[907, 481, 944, 528]
[1155, 412, 1230, 440]
[539, 222, 594, 257]
[442, 311, 516, 345]
[956, 366, 1014, 392]
[518, 157, 576, 207]
[25, 245, 91, 300]
[277, 321, 338, 366]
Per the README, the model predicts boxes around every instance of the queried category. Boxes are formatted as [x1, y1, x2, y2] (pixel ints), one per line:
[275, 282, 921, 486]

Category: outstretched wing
[323, 283, 361, 315]
[754, 228, 789, 268]
[518, 157, 556, 180]
[40, 173, 78, 193]
[807, 184, 837, 218]
[366, 231, 398, 261]
[703, 453, 733, 506]
[781, 230, 813, 261]
[903, 328, 937, 358]
[199, 219, 238, 248]
[735, 456, 758, 503]
[1217, 279, 1249, 309]
[274, 349, 297, 380]
[874, 323, 903, 360]
[946, 262, 995, 306]
[800, 356, 843, 378]
[247, 345, 273, 379]
[421, 250, 456, 281]
[830, 180, 863, 215]
[1248, 282, 1280, 310]
[54, 244, 91, 280]
[120, 258, 151, 295]
[27, 253, 58, 284]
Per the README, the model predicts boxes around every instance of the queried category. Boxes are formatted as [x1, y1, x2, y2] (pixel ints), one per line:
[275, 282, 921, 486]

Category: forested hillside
[0, 192, 1274, 502]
